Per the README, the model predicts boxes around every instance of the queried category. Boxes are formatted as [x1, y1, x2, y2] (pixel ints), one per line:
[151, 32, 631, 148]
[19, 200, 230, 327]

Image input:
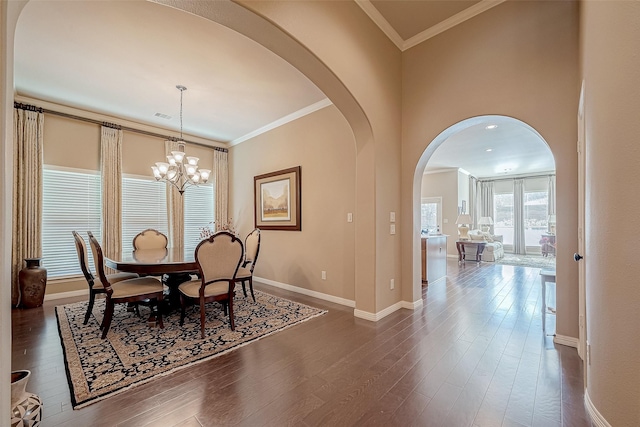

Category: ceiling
[14, 0, 554, 179]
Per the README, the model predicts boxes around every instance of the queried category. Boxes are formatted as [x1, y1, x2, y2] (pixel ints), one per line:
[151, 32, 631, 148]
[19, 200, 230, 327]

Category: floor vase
[18, 258, 47, 308]
[11, 370, 42, 426]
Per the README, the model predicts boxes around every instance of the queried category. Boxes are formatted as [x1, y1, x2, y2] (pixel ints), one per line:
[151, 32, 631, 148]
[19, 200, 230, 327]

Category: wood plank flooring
[11, 259, 591, 426]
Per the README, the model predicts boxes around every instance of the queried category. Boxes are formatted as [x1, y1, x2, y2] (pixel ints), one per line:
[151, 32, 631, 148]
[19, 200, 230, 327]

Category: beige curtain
[12, 107, 44, 306]
[214, 148, 229, 231]
[100, 126, 123, 271]
[166, 140, 183, 248]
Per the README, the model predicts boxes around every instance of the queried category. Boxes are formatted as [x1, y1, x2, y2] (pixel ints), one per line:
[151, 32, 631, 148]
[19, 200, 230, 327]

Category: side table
[456, 240, 486, 263]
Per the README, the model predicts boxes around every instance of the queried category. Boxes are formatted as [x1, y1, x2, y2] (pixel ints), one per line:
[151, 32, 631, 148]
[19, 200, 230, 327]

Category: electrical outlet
[390, 211, 396, 222]
[347, 212, 353, 223]
[390, 279, 395, 290]
[390, 224, 396, 235]
[321, 271, 326, 280]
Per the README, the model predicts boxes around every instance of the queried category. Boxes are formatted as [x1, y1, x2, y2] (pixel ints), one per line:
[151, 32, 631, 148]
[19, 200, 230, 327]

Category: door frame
[577, 80, 587, 378]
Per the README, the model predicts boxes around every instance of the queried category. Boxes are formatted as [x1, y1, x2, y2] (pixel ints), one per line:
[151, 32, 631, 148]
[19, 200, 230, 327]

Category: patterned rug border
[56, 290, 327, 409]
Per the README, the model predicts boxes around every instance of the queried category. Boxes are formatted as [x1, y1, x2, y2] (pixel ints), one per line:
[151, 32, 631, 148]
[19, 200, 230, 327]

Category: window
[184, 183, 215, 255]
[42, 167, 102, 279]
[494, 193, 514, 245]
[421, 197, 442, 234]
[524, 191, 549, 246]
[122, 175, 168, 251]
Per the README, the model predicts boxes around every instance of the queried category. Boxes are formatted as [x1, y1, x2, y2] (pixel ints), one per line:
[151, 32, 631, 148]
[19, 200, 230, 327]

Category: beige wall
[581, 1, 640, 425]
[401, 0, 580, 337]
[230, 105, 356, 301]
[421, 170, 459, 254]
[44, 115, 100, 170]
[237, 0, 403, 313]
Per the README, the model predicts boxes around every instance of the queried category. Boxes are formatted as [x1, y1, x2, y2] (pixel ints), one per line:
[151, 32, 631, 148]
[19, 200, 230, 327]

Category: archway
[411, 115, 556, 300]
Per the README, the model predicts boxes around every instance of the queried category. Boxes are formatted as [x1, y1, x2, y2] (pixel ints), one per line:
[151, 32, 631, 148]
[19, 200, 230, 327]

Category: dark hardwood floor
[12, 259, 591, 426]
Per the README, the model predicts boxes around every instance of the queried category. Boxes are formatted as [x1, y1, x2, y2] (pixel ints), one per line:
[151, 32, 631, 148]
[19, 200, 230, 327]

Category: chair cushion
[107, 272, 139, 283]
[111, 277, 163, 298]
[178, 279, 231, 298]
[235, 267, 251, 280]
[92, 272, 139, 289]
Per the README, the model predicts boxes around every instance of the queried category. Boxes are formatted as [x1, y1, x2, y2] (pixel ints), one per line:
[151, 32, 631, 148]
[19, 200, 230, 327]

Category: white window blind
[42, 167, 102, 279]
[184, 183, 215, 255]
[122, 176, 169, 251]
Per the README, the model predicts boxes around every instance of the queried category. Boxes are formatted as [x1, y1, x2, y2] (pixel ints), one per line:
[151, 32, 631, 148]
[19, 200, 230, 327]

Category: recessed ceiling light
[485, 124, 498, 130]
[486, 148, 493, 152]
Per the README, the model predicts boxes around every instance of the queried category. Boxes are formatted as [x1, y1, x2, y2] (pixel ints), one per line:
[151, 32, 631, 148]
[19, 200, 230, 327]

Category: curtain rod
[476, 173, 555, 183]
[14, 101, 228, 153]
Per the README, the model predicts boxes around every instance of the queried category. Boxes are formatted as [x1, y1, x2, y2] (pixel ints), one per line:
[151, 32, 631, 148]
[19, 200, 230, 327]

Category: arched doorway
[412, 115, 556, 298]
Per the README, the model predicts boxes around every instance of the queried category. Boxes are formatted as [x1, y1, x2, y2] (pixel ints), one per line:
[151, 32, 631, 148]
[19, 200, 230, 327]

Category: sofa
[467, 230, 504, 262]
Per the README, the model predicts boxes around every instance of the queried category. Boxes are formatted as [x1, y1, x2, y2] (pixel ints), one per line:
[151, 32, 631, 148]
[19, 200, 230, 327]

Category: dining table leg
[162, 272, 194, 313]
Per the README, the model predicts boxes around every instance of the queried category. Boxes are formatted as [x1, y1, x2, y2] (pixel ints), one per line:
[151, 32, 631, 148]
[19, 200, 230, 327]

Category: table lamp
[548, 214, 556, 234]
[477, 216, 493, 233]
[456, 214, 473, 240]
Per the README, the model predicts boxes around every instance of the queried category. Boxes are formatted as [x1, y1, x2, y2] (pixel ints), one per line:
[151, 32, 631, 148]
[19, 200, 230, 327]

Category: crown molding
[357, 0, 506, 52]
[229, 98, 332, 147]
[404, 0, 506, 50]
[354, 0, 405, 50]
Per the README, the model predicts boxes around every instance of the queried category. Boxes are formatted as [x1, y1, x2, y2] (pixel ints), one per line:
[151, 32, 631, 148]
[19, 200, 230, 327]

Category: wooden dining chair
[178, 231, 244, 338]
[73, 231, 139, 324]
[236, 228, 261, 302]
[88, 233, 165, 339]
[132, 228, 168, 250]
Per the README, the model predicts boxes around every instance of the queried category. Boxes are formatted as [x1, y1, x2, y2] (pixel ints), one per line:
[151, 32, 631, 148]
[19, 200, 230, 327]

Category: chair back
[72, 230, 94, 284]
[195, 231, 244, 285]
[87, 232, 112, 293]
[133, 229, 168, 250]
[244, 228, 261, 273]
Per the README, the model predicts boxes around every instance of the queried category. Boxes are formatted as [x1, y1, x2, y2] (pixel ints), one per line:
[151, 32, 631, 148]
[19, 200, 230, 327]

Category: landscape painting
[254, 166, 301, 231]
[261, 178, 291, 221]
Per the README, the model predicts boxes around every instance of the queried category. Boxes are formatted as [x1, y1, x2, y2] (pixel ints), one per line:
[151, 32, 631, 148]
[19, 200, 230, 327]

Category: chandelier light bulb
[186, 164, 198, 176]
[156, 162, 169, 175]
[186, 156, 199, 166]
[171, 150, 185, 163]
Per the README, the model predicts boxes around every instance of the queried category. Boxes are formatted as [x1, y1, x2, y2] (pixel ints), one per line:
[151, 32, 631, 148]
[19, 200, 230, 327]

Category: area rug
[56, 290, 326, 409]
[497, 254, 556, 269]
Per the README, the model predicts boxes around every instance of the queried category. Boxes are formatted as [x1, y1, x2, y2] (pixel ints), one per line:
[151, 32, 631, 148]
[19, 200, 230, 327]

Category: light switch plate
[390, 212, 396, 222]
[390, 224, 396, 235]
[347, 212, 353, 223]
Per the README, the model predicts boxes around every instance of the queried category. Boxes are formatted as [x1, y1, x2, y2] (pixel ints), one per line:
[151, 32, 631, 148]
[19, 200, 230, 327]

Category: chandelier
[151, 85, 210, 195]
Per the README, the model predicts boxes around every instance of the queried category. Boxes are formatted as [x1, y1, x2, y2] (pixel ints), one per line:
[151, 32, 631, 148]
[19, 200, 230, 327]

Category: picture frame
[254, 166, 301, 231]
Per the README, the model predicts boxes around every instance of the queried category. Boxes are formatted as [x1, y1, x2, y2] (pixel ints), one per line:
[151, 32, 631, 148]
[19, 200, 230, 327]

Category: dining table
[105, 247, 198, 312]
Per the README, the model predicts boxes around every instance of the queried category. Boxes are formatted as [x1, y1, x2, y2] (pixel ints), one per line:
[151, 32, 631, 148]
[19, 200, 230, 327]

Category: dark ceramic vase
[19, 258, 47, 309]
[11, 370, 42, 426]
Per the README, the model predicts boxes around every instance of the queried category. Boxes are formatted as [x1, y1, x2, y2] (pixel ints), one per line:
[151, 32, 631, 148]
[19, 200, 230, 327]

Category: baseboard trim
[354, 301, 402, 321]
[553, 334, 578, 348]
[254, 276, 356, 308]
[44, 289, 88, 301]
[254, 277, 423, 321]
[585, 389, 611, 427]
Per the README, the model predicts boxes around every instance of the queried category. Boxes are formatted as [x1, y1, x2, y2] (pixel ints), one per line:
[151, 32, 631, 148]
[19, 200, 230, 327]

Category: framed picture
[254, 166, 301, 231]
